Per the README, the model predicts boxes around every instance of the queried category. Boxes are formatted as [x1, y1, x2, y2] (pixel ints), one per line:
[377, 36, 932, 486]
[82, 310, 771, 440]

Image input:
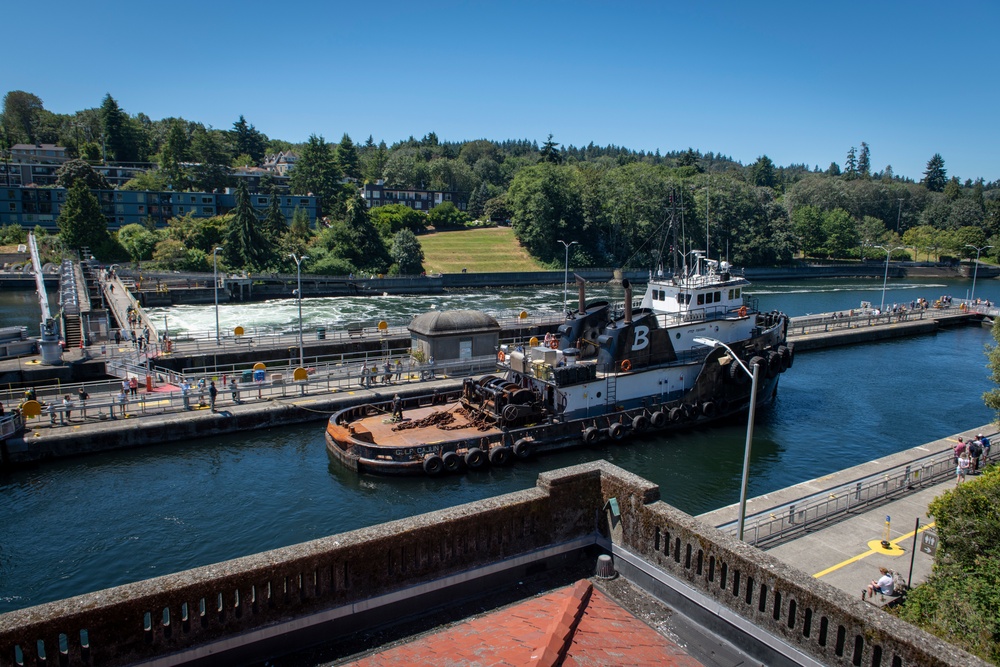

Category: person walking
[391, 394, 403, 421]
[230, 377, 240, 404]
[209, 381, 218, 412]
[957, 450, 972, 485]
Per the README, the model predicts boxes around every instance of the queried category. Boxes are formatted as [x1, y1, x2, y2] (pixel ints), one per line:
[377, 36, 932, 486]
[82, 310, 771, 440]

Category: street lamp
[693, 337, 760, 542]
[965, 244, 993, 303]
[290, 253, 309, 367]
[557, 239, 578, 315]
[212, 247, 223, 344]
[874, 245, 904, 313]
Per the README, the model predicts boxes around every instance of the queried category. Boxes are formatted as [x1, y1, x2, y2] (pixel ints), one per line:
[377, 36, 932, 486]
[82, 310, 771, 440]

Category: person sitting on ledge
[867, 567, 894, 598]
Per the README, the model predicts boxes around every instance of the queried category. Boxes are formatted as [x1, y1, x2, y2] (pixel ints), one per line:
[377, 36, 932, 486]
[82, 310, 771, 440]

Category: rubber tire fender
[489, 446, 512, 466]
[650, 411, 666, 428]
[583, 426, 600, 444]
[513, 438, 533, 460]
[777, 345, 790, 371]
[442, 451, 462, 472]
[668, 407, 683, 423]
[464, 447, 487, 470]
[748, 356, 765, 378]
[701, 401, 718, 419]
[766, 351, 781, 378]
[785, 342, 795, 368]
[632, 414, 650, 433]
[609, 422, 625, 441]
[423, 454, 444, 476]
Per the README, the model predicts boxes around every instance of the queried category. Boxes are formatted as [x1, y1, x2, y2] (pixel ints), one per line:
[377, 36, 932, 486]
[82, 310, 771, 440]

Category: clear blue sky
[7, 1, 998, 182]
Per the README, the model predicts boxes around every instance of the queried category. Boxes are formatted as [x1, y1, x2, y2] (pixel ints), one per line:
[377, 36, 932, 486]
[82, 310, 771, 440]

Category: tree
[844, 147, 857, 179]
[117, 224, 161, 266]
[56, 159, 111, 190]
[158, 119, 189, 190]
[361, 140, 389, 182]
[507, 162, 584, 263]
[189, 127, 232, 192]
[289, 134, 341, 216]
[335, 133, 361, 180]
[749, 155, 776, 188]
[820, 208, 856, 258]
[1, 91, 44, 144]
[539, 134, 562, 164]
[924, 154, 947, 192]
[261, 187, 287, 243]
[317, 194, 390, 274]
[389, 229, 424, 275]
[101, 94, 139, 162]
[857, 142, 871, 179]
[231, 115, 266, 163]
[426, 201, 469, 228]
[827, 162, 841, 177]
[369, 203, 425, 238]
[791, 205, 825, 256]
[222, 180, 270, 271]
[58, 180, 109, 252]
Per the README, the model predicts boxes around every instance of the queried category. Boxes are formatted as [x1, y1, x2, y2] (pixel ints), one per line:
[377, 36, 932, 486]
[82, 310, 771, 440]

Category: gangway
[27, 232, 62, 365]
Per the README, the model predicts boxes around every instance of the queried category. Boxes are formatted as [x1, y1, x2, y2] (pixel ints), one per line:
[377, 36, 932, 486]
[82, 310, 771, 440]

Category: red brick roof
[343, 580, 705, 666]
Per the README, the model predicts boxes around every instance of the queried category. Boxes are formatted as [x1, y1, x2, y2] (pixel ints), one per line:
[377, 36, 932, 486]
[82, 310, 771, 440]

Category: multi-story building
[0, 185, 317, 232]
[262, 151, 298, 176]
[361, 179, 466, 212]
[10, 143, 69, 163]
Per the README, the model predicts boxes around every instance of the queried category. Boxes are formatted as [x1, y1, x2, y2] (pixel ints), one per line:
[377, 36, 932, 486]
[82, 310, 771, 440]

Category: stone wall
[0, 462, 987, 667]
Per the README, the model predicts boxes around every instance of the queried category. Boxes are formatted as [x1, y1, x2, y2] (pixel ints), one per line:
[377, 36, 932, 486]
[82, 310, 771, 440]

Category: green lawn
[419, 227, 547, 274]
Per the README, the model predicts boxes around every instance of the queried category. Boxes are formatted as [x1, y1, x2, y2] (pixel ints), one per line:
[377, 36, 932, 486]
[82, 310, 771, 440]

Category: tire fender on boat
[632, 415, 649, 433]
[748, 356, 765, 378]
[465, 447, 486, 469]
[668, 407, 683, 423]
[442, 451, 462, 472]
[609, 422, 625, 441]
[650, 411, 666, 428]
[766, 351, 781, 378]
[513, 439, 533, 459]
[785, 343, 795, 368]
[423, 454, 444, 476]
[489, 446, 512, 466]
[583, 426, 600, 444]
[701, 401, 718, 419]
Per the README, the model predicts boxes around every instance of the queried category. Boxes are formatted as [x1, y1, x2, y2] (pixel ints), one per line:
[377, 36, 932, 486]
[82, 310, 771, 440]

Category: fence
[718, 442, 996, 547]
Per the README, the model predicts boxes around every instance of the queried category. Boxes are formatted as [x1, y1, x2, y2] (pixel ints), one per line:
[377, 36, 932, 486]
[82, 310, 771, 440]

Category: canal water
[1, 276, 998, 613]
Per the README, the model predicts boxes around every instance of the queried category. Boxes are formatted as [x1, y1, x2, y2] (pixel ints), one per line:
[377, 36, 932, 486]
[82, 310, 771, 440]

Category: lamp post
[965, 244, 993, 303]
[290, 253, 309, 367]
[874, 245, 904, 313]
[693, 337, 760, 542]
[557, 239, 578, 315]
[212, 247, 223, 344]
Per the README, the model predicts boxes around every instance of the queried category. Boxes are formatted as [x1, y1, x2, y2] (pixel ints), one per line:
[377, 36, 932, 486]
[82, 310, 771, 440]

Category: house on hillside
[361, 179, 466, 212]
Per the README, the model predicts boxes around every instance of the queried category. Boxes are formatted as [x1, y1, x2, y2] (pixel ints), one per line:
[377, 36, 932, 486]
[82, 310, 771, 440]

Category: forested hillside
[3, 90, 998, 274]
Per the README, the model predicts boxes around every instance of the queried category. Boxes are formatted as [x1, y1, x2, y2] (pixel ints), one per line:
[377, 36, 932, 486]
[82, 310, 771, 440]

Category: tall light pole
[557, 239, 578, 315]
[965, 244, 993, 303]
[693, 337, 760, 542]
[874, 245, 904, 312]
[212, 247, 223, 344]
[290, 253, 309, 367]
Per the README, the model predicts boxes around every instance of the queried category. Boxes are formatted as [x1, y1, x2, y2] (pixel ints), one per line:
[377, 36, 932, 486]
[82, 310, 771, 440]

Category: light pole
[290, 253, 309, 367]
[557, 239, 578, 315]
[212, 247, 223, 344]
[965, 244, 993, 303]
[693, 337, 760, 542]
[874, 245, 904, 312]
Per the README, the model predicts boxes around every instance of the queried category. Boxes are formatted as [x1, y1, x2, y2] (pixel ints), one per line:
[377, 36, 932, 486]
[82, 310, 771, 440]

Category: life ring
[497, 350, 506, 362]
[549, 339, 559, 349]
[620, 359, 632, 372]
[738, 306, 747, 317]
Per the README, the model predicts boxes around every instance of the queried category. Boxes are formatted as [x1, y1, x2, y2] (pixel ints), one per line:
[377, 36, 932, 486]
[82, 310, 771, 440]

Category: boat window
[728, 289, 734, 300]
[735, 288, 741, 298]
[659, 290, 666, 300]
[714, 291, 721, 302]
[697, 294, 705, 306]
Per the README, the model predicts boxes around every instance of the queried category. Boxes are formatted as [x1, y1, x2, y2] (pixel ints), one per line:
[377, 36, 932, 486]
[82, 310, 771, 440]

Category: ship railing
[715, 441, 997, 548]
[0, 412, 24, 439]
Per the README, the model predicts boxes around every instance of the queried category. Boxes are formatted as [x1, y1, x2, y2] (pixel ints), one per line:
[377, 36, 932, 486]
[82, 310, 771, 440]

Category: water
[1, 275, 998, 613]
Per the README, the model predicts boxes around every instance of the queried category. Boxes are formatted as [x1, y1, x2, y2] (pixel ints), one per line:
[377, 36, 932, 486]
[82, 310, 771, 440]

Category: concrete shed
[408, 309, 500, 363]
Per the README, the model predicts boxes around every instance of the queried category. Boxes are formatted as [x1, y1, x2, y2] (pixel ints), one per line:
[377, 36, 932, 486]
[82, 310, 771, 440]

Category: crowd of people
[953, 433, 991, 484]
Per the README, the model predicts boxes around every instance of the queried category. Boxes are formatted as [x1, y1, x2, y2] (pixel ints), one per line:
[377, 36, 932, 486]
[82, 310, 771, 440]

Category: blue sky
[7, 1, 998, 182]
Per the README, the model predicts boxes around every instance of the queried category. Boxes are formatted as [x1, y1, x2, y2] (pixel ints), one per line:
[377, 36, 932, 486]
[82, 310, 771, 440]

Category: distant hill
[419, 227, 546, 274]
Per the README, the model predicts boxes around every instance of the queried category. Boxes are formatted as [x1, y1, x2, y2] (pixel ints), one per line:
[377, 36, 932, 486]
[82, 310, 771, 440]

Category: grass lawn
[419, 227, 547, 274]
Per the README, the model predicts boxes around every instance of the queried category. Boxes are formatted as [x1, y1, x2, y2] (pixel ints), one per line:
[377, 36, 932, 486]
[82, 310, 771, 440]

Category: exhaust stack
[622, 278, 632, 325]
[576, 274, 586, 314]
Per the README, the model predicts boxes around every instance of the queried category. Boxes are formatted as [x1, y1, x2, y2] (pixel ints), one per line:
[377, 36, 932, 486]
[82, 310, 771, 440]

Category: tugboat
[325, 251, 792, 476]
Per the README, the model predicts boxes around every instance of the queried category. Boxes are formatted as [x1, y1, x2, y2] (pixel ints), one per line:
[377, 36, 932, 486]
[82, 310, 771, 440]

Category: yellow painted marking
[813, 522, 935, 578]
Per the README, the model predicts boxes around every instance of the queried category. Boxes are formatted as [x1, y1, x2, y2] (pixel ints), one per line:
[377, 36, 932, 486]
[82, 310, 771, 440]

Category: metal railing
[718, 439, 996, 547]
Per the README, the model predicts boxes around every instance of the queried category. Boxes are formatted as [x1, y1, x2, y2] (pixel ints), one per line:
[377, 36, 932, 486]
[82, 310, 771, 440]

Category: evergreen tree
[158, 119, 189, 190]
[262, 187, 287, 243]
[858, 142, 871, 179]
[827, 162, 841, 176]
[335, 133, 361, 180]
[389, 229, 424, 275]
[231, 115, 266, 163]
[100, 94, 138, 162]
[924, 154, 947, 192]
[749, 155, 776, 188]
[1, 90, 44, 144]
[223, 180, 270, 271]
[844, 147, 858, 179]
[58, 180, 109, 251]
[289, 134, 341, 216]
[540, 134, 562, 164]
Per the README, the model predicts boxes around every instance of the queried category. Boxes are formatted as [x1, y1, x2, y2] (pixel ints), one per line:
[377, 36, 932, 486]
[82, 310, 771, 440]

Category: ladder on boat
[605, 372, 617, 410]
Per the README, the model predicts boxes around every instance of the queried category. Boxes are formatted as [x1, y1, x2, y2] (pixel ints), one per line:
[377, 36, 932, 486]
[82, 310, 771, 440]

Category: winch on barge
[326, 251, 792, 476]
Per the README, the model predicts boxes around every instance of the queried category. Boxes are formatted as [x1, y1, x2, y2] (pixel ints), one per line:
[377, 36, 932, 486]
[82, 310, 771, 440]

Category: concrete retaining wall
[0, 462, 986, 666]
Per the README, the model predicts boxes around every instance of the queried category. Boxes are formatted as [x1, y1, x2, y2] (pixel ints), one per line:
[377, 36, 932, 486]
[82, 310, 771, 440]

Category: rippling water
[1, 275, 997, 613]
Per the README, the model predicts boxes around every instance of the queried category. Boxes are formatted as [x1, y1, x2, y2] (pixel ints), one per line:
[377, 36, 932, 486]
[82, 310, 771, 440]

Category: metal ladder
[605, 372, 617, 410]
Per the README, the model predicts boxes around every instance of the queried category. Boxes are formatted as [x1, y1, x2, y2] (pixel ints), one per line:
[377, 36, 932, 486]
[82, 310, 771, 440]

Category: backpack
[981, 436, 991, 449]
[970, 441, 983, 457]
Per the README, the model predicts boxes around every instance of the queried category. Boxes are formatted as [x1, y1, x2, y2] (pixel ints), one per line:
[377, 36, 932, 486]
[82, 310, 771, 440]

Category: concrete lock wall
[0, 462, 988, 667]
[594, 462, 989, 667]
[0, 467, 603, 666]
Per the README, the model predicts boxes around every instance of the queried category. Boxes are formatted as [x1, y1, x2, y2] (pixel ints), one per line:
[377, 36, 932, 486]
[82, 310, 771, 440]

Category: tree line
[3, 90, 999, 275]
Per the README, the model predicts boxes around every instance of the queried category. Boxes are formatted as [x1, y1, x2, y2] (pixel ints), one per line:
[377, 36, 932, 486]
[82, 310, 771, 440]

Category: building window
[138, 205, 145, 214]
[202, 207, 214, 214]
[444, 193, 452, 200]
[190, 196, 196, 203]
[300, 198, 309, 206]
[415, 201, 422, 209]
[178, 206, 184, 213]
[257, 197, 268, 205]
[202, 197, 213, 204]
[8, 203, 15, 212]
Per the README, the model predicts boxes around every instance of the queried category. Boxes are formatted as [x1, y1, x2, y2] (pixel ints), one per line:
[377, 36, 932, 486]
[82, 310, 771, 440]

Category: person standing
[969, 436, 984, 473]
[391, 394, 403, 421]
[209, 381, 218, 412]
[383, 361, 392, 385]
[117, 388, 129, 418]
[62, 394, 72, 422]
[230, 377, 240, 404]
[953, 437, 967, 467]
[129, 376, 139, 397]
[181, 380, 191, 410]
[77, 387, 89, 419]
[957, 450, 971, 485]
[979, 433, 991, 464]
[395, 359, 403, 381]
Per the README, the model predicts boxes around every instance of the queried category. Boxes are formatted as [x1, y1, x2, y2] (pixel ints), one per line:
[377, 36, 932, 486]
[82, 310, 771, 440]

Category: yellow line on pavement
[813, 521, 935, 579]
